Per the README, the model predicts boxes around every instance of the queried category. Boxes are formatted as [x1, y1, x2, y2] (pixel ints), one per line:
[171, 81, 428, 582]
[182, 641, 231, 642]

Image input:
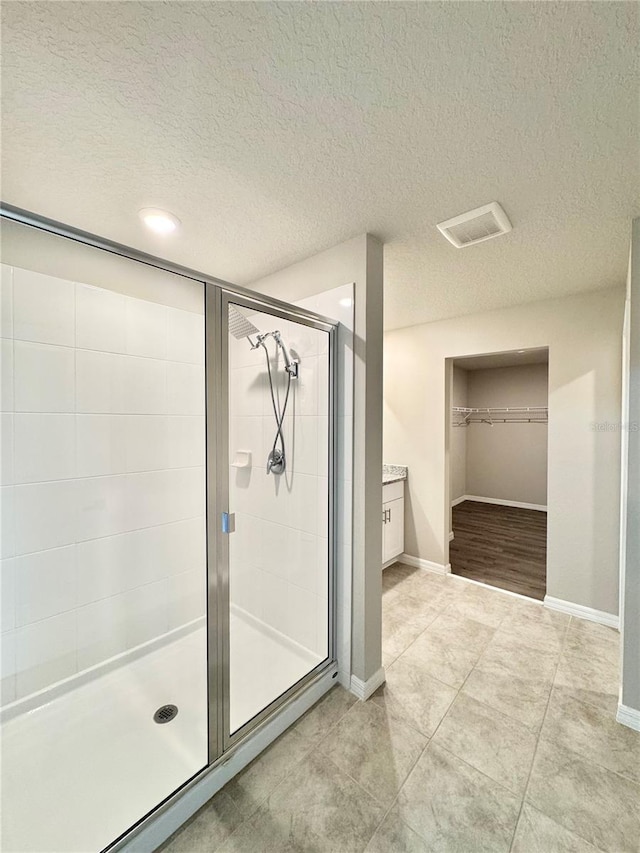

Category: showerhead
[229, 305, 260, 340]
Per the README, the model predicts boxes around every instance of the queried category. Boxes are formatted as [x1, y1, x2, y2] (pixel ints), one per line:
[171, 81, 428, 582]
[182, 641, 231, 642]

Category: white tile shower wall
[0, 265, 206, 705]
[228, 312, 331, 658]
[228, 287, 354, 669]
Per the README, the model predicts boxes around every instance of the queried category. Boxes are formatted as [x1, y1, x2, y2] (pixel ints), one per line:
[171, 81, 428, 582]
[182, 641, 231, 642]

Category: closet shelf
[452, 405, 548, 426]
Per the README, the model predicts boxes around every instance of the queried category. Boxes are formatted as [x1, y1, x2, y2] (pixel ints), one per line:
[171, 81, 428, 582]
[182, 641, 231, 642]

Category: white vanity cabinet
[382, 480, 405, 566]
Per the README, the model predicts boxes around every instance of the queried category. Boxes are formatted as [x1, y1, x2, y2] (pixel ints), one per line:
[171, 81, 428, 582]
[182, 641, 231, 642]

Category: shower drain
[154, 704, 178, 724]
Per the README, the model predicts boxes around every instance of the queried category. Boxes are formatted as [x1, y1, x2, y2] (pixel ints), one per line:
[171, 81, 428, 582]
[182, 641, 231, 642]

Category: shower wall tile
[1, 264, 13, 339]
[1, 487, 15, 558]
[1, 413, 14, 486]
[1, 558, 16, 632]
[1, 631, 16, 704]
[14, 545, 77, 627]
[13, 414, 76, 483]
[122, 415, 168, 473]
[15, 610, 76, 698]
[123, 579, 169, 647]
[166, 416, 205, 470]
[166, 308, 204, 365]
[228, 310, 332, 662]
[76, 594, 127, 671]
[125, 297, 167, 359]
[13, 480, 76, 555]
[166, 362, 205, 416]
[14, 341, 75, 413]
[1, 263, 207, 707]
[1, 340, 14, 412]
[122, 356, 167, 414]
[13, 268, 75, 347]
[75, 415, 127, 478]
[75, 283, 127, 353]
[76, 350, 126, 414]
[167, 568, 205, 630]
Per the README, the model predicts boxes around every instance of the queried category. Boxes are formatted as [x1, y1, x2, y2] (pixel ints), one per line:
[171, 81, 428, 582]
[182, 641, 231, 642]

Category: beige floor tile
[511, 803, 601, 853]
[222, 727, 312, 818]
[541, 688, 640, 784]
[393, 743, 520, 852]
[399, 614, 493, 689]
[462, 660, 553, 731]
[479, 630, 560, 679]
[364, 810, 430, 852]
[220, 752, 385, 853]
[495, 605, 568, 656]
[291, 684, 357, 746]
[444, 582, 515, 627]
[563, 620, 620, 669]
[160, 790, 243, 853]
[373, 654, 457, 736]
[394, 570, 457, 610]
[526, 738, 640, 853]
[318, 697, 427, 806]
[382, 563, 417, 593]
[432, 693, 538, 794]
[382, 594, 438, 661]
[553, 650, 619, 714]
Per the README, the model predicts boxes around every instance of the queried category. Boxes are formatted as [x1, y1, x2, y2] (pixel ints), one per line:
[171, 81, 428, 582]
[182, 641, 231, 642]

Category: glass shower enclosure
[0, 209, 336, 853]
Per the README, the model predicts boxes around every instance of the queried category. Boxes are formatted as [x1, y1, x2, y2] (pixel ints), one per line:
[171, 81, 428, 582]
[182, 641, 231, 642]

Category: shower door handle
[221, 512, 236, 534]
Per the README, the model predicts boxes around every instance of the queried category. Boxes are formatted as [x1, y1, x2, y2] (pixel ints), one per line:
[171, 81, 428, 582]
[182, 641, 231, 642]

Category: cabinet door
[383, 497, 404, 562]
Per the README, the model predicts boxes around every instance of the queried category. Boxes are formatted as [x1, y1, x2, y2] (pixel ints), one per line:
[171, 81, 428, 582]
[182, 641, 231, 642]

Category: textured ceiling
[1, 1, 638, 330]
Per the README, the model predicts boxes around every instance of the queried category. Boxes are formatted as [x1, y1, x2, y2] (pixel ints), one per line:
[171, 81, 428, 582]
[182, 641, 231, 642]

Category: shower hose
[260, 339, 292, 474]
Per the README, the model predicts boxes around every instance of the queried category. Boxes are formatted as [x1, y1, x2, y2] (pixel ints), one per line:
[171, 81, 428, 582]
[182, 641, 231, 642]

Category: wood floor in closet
[450, 500, 547, 600]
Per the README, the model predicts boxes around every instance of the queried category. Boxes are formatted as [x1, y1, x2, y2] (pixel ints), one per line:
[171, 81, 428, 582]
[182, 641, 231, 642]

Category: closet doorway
[447, 348, 549, 600]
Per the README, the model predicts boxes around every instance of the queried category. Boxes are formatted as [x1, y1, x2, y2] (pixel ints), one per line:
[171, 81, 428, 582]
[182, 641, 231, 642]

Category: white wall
[249, 234, 384, 687]
[384, 288, 624, 616]
[621, 218, 640, 718]
[450, 366, 468, 503]
[465, 363, 548, 506]
[0, 263, 206, 706]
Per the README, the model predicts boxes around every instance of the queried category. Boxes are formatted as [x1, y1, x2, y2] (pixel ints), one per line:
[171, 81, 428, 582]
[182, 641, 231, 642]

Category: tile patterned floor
[160, 564, 640, 853]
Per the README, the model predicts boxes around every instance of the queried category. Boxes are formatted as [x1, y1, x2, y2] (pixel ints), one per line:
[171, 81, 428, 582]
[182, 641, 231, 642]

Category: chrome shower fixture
[251, 331, 299, 379]
[228, 304, 299, 475]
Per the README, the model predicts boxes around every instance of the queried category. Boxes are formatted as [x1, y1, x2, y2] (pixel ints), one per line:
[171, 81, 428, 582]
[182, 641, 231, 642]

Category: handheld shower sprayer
[228, 305, 299, 474]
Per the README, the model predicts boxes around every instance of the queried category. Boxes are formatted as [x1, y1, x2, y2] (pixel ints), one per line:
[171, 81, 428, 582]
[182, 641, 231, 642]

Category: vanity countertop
[383, 464, 408, 485]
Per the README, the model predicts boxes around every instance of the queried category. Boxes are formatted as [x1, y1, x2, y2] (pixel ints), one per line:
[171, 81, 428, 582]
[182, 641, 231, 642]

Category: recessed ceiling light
[139, 208, 180, 235]
[339, 297, 353, 308]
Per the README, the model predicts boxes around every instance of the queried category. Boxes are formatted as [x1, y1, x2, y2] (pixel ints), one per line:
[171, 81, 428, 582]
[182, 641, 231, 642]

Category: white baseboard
[350, 666, 386, 701]
[544, 595, 619, 629]
[617, 703, 640, 732]
[455, 494, 547, 512]
[382, 556, 399, 570]
[399, 554, 451, 575]
[449, 531, 455, 541]
[451, 495, 466, 507]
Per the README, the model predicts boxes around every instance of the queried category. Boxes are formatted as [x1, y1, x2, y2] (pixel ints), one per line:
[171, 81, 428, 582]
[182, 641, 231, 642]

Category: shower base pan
[1, 613, 321, 853]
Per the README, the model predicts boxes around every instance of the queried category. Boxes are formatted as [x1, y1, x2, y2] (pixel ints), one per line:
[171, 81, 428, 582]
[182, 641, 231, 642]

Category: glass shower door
[0, 221, 209, 853]
[222, 294, 334, 739]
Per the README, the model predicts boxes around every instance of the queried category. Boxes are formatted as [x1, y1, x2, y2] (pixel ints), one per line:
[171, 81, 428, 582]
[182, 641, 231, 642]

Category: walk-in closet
[449, 348, 549, 599]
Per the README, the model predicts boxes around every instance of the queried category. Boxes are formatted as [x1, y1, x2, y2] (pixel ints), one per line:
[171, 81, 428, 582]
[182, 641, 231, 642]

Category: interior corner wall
[384, 288, 625, 617]
[622, 218, 640, 715]
[465, 364, 548, 506]
[247, 234, 384, 685]
[450, 367, 468, 505]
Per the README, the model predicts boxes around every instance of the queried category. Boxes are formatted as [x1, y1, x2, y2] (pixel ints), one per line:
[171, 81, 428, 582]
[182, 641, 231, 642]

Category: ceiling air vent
[437, 202, 512, 248]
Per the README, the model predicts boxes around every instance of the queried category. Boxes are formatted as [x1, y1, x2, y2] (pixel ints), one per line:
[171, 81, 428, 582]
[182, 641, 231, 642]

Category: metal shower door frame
[211, 288, 338, 755]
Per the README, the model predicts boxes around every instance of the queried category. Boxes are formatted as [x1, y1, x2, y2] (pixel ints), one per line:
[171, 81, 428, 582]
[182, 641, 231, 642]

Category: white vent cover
[437, 202, 512, 248]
